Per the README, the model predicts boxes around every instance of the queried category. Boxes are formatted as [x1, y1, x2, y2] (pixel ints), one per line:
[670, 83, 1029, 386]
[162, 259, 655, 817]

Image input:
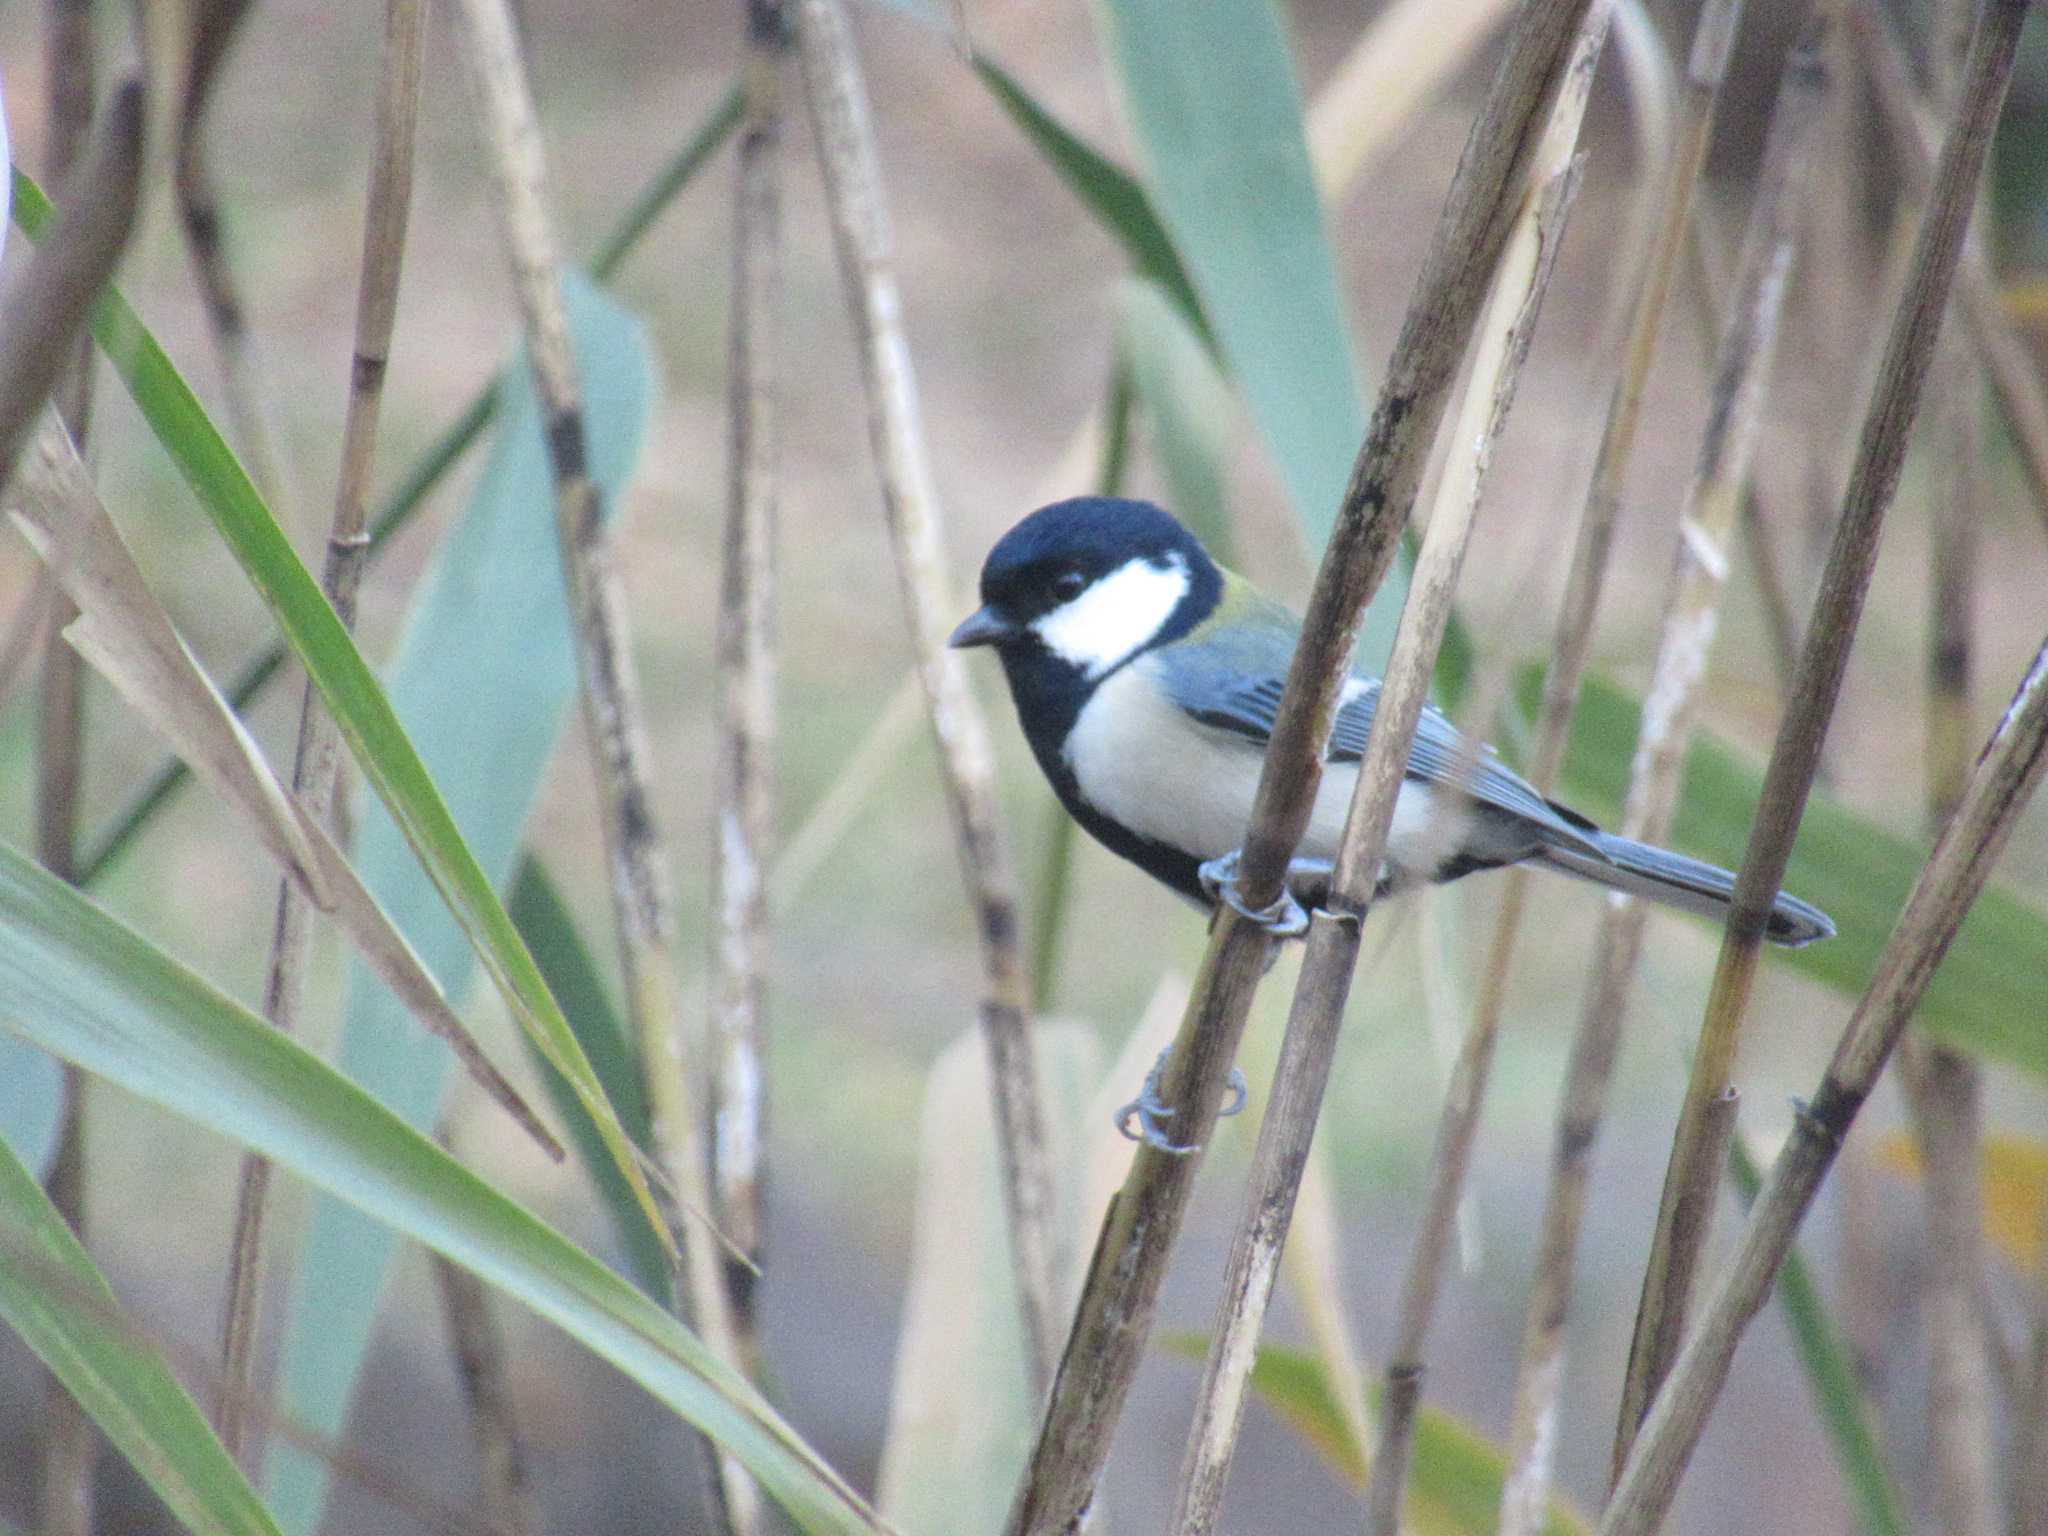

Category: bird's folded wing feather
[1155, 645, 1603, 856]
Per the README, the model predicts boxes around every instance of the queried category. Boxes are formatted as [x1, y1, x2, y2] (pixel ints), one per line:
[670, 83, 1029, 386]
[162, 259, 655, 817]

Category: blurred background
[3, 0, 2047, 1531]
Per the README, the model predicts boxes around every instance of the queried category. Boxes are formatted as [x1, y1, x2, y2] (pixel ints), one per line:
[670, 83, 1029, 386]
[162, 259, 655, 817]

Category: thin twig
[452, 3, 755, 1528]
[795, 0, 1060, 1399]
[1599, 1, 1839, 1470]
[175, 0, 291, 509]
[1178, 124, 1590, 1536]
[29, 17, 113, 1531]
[710, 0, 789, 1374]
[1506, 2, 1833, 1512]
[1896, 5, 2002, 1514]
[1848, 0, 2048, 541]
[214, 0, 428, 1472]
[1602, 618, 2048, 1536]
[1003, 4, 1599, 1529]
[1614, 0, 2030, 1501]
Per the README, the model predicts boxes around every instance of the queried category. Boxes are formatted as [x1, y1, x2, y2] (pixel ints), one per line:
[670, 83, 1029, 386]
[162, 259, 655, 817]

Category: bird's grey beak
[948, 605, 1018, 649]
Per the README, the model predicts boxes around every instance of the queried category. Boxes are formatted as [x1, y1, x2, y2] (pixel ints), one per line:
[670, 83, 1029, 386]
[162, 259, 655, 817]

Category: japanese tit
[949, 496, 1834, 948]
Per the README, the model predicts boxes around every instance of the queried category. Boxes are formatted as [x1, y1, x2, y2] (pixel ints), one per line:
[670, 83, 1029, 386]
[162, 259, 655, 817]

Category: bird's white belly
[1064, 662, 1468, 882]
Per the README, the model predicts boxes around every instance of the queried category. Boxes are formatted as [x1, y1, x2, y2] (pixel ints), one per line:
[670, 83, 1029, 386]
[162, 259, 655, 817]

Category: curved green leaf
[8, 166, 673, 1278]
[0, 1139, 282, 1536]
[0, 839, 880, 1536]
[1116, 276, 1233, 561]
[266, 274, 655, 1535]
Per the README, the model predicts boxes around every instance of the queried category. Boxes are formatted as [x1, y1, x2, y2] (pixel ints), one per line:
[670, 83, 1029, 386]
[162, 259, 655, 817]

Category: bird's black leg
[1115, 1047, 1249, 1155]
[1198, 849, 1335, 938]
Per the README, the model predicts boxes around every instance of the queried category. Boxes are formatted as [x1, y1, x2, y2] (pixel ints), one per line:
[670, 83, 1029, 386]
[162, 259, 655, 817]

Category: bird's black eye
[1052, 569, 1087, 601]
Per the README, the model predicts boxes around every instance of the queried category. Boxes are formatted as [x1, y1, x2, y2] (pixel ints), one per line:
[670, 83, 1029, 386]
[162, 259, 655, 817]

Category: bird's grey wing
[1163, 661, 1604, 858]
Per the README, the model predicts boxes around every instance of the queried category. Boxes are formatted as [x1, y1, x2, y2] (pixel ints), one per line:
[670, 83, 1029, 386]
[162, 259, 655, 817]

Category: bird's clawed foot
[1199, 850, 1336, 939]
[1115, 1048, 1249, 1154]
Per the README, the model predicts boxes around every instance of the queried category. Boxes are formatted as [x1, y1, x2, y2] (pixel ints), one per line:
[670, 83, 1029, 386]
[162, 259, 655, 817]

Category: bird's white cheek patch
[1032, 555, 1188, 678]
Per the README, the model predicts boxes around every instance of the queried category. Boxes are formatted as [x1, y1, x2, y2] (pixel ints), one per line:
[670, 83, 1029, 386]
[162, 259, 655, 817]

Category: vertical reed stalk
[710, 0, 789, 1373]
[1848, 0, 2048, 540]
[1594, 1, 1839, 1470]
[19, 30, 132, 1532]
[431, 1248, 539, 1536]
[1004, 5, 1598, 1529]
[1615, 0, 2029, 1487]
[452, 2, 757, 1529]
[1510, 4, 1834, 1514]
[1602, 620, 2048, 1536]
[1178, 114, 1588, 1536]
[213, 0, 427, 1469]
[1894, 5, 2001, 1520]
[794, 0, 1061, 1396]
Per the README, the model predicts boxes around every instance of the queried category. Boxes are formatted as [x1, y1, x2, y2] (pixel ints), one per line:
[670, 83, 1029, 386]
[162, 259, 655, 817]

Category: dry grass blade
[1180, 129, 1589, 1536]
[0, 80, 141, 487]
[1847, 0, 2048, 540]
[450, 2, 758, 1527]
[710, 0, 790, 1372]
[7, 415, 565, 1165]
[174, 0, 291, 508]
[1601, 1, 1839, 1470]
[795, 0, 1061, 1399]
[216, 0, 429, 1468]
[1002, 4, 1598, 1530]
[1602, 620, 2048, 1536]
[431, 1239, 540, 1536]
[1616, 0, 2029, 1475]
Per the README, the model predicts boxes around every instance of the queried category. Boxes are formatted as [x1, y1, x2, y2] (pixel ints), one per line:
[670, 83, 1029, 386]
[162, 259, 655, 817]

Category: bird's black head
[948, 498, 1221, 678]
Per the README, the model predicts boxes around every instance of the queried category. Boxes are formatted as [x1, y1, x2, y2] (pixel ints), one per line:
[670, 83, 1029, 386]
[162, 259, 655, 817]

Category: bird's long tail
[1536, 833, 1835, 948]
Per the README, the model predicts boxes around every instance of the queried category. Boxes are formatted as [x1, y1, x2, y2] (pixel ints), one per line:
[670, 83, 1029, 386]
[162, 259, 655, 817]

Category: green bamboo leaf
[507, 856, 671, 1299]
[1159, 1333, 1586, 1534]
[266, 275, 655, 1536]
[1116, 276, 1234, 561]
[973, 57, 1213, 355]
[8, 166, 673, 1278]
[0, 840, 880, 1536]
[1729, 1137, 1910, 1536]
[0, 1035, 62, 1177]
[0, 1137, 282, 1536]
[1086, 0, 1407, 665]
[1540, 668, 2048, 1079]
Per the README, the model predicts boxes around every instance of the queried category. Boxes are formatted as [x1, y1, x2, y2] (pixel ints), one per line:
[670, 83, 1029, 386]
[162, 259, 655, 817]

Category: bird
[950, 495, 1835, 961]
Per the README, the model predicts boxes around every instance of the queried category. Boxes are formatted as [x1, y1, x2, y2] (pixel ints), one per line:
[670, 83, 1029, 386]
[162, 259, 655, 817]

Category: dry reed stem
[452, 2, 758, 1529]
[1178, 132, 1587, 1536]
[1848, 0, 2048, 541]
[710, 0, 789, 1373]
[431, 1241, 540, 1536]
[1507, 2, 1833, 1512]
[794, 0, 1060, 1398]
[1615, 0, 2029, 1506]
[1602, 618, 2048, 1536]
[215, 0, 428, 1469]
[1003, 5, 1598, 1530]
[1895, 8, 2002, 1513]
[18, 43, 130, 1536]
[1601, 2, 1838, 1470]
[175, 0, 291, 509]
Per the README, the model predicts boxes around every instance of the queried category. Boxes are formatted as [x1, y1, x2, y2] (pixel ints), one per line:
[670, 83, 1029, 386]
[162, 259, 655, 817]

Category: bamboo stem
[451, 2, 758, 1529]
[1003, 5, 1599, 1529]
[1613, 0, 2030, 1504]
[794, 0, 1061, 1398]
[709, 0, 789, 1375]
[1180, 127, 1589, 1536]
[213, 0, 427, 1471]
[1602, 616, 2048, 1535]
